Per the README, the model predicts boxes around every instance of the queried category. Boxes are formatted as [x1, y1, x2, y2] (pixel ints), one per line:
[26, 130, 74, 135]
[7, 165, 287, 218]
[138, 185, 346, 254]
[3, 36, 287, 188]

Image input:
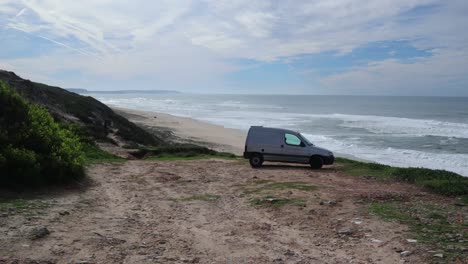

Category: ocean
[89, 93, 468, 176]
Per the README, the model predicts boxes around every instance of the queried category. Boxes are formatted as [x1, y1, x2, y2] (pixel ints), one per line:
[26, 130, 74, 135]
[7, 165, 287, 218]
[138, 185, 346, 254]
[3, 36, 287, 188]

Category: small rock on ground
[30, 227, 50, 240]
[338, 228, 353, 235]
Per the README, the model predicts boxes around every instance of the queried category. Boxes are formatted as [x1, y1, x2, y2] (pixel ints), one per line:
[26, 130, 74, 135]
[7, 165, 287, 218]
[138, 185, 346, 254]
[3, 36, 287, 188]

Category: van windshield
[299, 133, 313, 146]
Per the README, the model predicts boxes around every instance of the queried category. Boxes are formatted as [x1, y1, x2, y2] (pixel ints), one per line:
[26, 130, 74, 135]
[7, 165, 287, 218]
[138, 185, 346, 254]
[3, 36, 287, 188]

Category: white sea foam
[302, 133, 468, 176]
[202, 111, 468, 139]
[98, 97, 200, 117]
[304, 113, 468, 139]
[216, 100, 283, 110]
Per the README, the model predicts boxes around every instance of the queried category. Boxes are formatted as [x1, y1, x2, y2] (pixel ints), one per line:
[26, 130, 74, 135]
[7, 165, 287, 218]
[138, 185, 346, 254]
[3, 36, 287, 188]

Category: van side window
[285, 133, 301, 146]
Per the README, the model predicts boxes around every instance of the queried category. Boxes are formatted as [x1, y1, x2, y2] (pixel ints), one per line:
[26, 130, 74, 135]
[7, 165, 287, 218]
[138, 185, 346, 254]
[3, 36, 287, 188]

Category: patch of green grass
[0, 198, 49, 212]
[427, 212, 445, 220]
[460, 195, 468, 204]
[369, 202, 412, 222]
[173, 194, 220, 202]
[335, 157, 395, 179]
[251, 179, 272, 185]
[82, 144, 125, 164]
[335, 157, 468, 196]
[249, 195, 306, 208]
[369, 200, 467, 262]
[393, 168, 468, 196]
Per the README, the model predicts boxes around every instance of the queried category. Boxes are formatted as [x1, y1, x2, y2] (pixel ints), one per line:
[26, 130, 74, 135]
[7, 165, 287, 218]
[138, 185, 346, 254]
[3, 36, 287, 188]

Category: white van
[243, 126, 334, 169]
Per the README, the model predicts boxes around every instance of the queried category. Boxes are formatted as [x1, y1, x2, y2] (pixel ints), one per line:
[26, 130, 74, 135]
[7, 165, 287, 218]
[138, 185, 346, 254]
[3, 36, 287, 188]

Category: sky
[0, 0, 467, 95]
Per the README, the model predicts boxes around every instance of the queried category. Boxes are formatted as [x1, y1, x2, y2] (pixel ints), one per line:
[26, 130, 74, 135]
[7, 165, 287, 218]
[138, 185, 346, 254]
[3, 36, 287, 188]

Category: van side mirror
[300, 142, 306, 147]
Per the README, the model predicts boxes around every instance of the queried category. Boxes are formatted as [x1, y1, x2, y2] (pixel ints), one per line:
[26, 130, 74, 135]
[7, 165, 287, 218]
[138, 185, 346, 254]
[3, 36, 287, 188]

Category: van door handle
[281, 145, 284, 148]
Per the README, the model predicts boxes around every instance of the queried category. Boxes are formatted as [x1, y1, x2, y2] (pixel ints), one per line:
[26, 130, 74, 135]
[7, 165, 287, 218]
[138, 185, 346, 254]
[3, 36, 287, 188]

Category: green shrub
[0, 81, 85, 187]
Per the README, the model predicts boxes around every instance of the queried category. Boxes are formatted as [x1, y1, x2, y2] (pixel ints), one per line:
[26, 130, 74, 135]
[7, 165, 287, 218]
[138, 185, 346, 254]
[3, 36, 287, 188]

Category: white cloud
[235, 11, 276, 38]
[0, 0, 466, 93]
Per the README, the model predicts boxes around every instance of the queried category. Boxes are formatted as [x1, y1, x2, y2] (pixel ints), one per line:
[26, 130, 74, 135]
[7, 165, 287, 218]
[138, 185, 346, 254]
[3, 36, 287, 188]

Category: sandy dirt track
[0, 159, 431, 263]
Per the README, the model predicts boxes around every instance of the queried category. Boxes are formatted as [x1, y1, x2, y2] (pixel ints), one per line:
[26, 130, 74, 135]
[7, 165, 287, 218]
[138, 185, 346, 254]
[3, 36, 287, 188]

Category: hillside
[0, 70, 162, 146]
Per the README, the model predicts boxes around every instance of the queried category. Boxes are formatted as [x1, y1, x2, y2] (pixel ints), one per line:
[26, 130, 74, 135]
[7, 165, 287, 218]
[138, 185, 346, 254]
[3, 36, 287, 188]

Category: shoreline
[112, 107, 468, 176]
[112, 106, 368, 162]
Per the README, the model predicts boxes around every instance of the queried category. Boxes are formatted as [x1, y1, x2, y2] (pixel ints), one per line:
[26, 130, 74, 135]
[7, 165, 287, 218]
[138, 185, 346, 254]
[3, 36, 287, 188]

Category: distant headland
[67, 88, 180, 94]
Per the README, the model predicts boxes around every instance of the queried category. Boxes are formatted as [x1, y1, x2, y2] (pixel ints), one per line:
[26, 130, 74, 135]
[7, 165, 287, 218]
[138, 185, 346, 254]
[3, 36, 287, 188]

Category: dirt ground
[0, 159, 437, 263]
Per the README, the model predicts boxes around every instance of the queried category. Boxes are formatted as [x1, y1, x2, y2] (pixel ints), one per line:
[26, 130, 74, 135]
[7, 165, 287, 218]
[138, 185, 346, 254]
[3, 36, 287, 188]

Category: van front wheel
[249, 154, 264, 168]
[310, 156, 323, 169]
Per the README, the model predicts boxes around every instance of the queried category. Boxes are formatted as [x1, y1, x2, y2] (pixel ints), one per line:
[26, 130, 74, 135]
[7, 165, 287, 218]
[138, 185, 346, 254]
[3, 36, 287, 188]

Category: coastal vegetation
[81, 144, 124, 164]
[132, 144, 237, 160]
[335, 157, 468, 196]
[0, 81, 84, 187]
[0, 80, 130, 188]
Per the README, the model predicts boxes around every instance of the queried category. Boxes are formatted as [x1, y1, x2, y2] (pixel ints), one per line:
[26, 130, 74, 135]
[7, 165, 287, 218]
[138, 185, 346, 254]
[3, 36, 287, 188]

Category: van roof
[250, 126, 299, 135]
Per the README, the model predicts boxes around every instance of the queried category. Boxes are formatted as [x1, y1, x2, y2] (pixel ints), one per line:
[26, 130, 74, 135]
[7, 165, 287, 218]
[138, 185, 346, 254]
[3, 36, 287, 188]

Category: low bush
[0, 81, 85, 187]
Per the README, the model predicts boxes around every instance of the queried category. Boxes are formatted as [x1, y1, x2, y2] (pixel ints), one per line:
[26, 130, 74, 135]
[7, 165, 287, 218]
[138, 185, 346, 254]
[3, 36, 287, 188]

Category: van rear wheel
[310, 156, 323, 169]
[249, 154, 264, 168]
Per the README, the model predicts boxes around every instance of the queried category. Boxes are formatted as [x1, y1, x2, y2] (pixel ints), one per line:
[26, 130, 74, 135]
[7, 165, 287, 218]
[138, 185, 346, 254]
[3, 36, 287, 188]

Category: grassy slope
[335, 157, 468, 196]
[132, 144, 237, 160]
[369, 199, 467, 262]
[335, 158, 467, 262]
[82, 144, 125, 164]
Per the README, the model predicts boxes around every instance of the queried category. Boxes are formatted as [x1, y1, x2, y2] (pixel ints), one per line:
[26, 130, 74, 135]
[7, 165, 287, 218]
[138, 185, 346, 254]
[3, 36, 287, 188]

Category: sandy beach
[113, 107, 246, 155]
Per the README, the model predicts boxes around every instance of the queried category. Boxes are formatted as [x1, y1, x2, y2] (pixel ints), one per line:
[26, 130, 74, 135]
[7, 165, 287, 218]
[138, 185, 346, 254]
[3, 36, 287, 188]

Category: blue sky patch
[227, 40, 433, 84]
